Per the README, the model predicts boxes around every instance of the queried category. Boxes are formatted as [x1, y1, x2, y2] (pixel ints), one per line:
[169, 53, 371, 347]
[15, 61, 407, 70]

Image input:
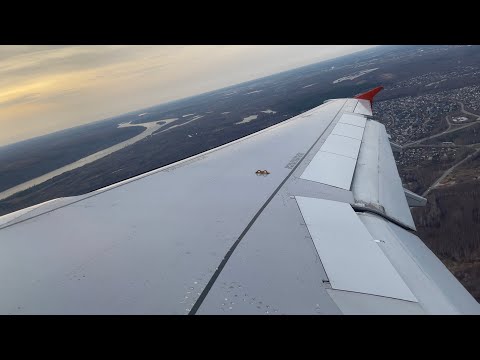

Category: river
[0, 119, 178, 201]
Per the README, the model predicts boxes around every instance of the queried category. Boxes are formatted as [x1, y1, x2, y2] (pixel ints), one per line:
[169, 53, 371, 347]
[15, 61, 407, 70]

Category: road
[408, 144, 458, 149]
[403, 102, 480, 197]
[404, 102, 480, 147]
[422, 148, 480, 197]
[405, 121, 475, 147]
[458, 101, 480, 119]
[446, 115, 453, 131]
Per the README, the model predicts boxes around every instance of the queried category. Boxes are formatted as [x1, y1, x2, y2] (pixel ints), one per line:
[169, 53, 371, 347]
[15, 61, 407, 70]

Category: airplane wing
[1, 87, 479, 315]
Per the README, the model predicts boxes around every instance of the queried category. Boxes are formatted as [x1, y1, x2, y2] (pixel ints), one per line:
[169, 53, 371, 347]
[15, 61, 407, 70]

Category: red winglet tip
[354, 86, 384, 106]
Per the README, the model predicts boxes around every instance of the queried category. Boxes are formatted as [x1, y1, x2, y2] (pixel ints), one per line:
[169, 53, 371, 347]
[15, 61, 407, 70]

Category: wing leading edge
[0, 88, 478, 315]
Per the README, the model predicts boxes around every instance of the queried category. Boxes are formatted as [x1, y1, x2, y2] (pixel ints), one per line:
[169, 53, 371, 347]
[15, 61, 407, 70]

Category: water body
[235, 115, 258, 125]
[333, 68, 379, 84]
[0, 119, 177, 201]
[154, 115, 204, 136]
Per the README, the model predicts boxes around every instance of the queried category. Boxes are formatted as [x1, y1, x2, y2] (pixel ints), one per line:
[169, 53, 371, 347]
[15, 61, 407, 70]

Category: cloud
[0, 45, 376, 145]
[0, 93, 41, 108]
[0, 46, 134, 85]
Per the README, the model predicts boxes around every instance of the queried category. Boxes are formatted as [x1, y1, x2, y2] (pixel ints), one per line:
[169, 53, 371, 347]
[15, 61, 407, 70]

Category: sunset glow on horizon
[0, 45, 375, 145]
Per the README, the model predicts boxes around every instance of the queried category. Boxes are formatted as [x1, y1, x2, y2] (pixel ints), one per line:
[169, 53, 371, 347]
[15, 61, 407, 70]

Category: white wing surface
[0, 87, 478, 315]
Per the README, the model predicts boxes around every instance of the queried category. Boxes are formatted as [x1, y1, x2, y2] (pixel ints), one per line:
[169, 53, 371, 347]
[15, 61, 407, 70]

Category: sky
[0, 45, 375, 145]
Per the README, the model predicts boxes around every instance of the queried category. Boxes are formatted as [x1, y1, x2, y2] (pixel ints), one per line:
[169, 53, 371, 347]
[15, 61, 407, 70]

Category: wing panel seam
[189, 100, 348, 314]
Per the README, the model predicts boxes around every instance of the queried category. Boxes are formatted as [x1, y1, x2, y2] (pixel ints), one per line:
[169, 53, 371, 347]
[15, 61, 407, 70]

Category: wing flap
[300, 152, 357, 190]
[320, 134, 362, 159]
[338, 113, 367, 127]
[296, 196, 417, 302]
[299, 117, 365, 190]
[358, 212, 480, 314]
[352, 120, 416, 229]
[326, 289, 425, 315]
[331, 122, 365, 140]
